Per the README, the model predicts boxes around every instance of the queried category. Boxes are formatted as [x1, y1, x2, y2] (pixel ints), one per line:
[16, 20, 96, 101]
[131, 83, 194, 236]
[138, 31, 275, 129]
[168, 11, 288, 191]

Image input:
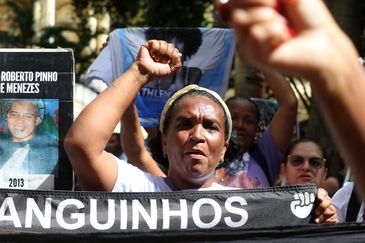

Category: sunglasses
[287, 155, 326, 169]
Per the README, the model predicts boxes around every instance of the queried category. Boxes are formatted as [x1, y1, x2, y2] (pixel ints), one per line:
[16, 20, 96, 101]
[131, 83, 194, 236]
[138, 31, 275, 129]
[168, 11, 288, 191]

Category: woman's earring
[163, 152, 167, 158]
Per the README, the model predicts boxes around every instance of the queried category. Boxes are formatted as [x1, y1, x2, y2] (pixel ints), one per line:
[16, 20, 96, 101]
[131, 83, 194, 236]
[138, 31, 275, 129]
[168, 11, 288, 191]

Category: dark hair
[225, 96, 260, 126]
[284, 138, 329, 168]
[145, 28, 202, 59]
[148, 131, 168, 172]
[162, 89, 231, 141]
[111, 133, 120, 140]
[216, 134, 241, 169]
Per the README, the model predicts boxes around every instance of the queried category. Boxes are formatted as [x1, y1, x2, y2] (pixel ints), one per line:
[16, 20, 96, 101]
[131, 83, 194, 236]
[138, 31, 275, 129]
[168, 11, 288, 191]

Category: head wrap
[159, 84, 232, 141]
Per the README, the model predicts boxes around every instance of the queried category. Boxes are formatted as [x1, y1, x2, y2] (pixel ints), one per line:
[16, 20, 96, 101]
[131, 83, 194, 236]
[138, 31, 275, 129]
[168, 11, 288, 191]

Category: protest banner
[0, 185, 316, 234]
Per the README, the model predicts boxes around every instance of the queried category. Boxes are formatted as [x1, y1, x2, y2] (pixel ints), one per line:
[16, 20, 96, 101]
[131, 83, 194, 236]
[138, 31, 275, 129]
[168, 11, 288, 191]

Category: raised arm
[120, 103, 165, 176]
[264, 72, 297, 152]
[64, 40, 181, 191]
[218, 0, 365, 196]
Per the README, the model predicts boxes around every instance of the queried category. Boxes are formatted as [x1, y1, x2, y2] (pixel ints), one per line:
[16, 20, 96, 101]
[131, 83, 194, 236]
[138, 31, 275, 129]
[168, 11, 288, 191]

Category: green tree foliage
[0, 0, 34, 47]
[143, 0, 213, 27]
[106, 0, 146, 29]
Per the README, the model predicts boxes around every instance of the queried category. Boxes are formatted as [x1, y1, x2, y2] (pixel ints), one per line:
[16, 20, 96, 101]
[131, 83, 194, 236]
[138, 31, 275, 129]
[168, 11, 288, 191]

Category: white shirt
[332, 181, 364, 223]
[112, 156, 232, 192]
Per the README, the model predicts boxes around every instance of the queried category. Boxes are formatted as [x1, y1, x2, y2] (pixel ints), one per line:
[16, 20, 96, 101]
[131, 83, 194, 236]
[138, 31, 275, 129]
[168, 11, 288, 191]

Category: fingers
[143, 40, 181, 64]
[283, 0, 338, 31]
[231, 6, 290, 72]
[231, 5, 290, 40]
[170, 48, 183, 73]
[231, 6, 277, 25]
[315, 203, 338, 224]
[138, 40, 182, 81]
[315, 188, 338, 224]
[217, 0, 335, 31]
[215, 0, 276, 23]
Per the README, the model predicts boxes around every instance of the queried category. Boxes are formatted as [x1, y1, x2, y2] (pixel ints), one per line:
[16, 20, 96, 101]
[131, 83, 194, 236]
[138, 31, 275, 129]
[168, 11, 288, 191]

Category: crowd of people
[63, 0, 365, 226]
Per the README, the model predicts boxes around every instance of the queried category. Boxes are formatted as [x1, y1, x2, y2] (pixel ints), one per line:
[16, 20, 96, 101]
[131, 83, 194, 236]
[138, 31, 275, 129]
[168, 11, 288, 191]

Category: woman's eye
[207, 125, 218, 131]
[177, 119, 193, 130]
[310, 158, 324, 168]
[203, 121, 219, 131]
[243, 119, 254, 125]
[291, 158, 303, 165]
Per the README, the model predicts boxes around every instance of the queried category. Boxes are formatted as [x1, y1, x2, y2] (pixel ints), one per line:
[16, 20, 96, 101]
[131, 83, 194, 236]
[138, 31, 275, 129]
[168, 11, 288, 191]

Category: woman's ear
[280, 162, 286, 178]
[220, 141, 228, 161]
[323, 167, 328, 182]
[161, 133, 168, 155]
[276, 163, 288, 186]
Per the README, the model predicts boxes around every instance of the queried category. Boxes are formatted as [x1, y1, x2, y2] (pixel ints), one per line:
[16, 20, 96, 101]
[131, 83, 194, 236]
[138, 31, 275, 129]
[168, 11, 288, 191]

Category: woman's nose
[189, 125, 205, 142]
[301, 160, 312, 169]
[233, 119, 243, 129]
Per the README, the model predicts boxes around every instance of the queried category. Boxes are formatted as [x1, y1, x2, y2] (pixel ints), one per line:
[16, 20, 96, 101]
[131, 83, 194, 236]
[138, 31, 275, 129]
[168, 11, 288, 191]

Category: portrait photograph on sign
[0, 98, 59, 189]
[0, 49, 74, 190]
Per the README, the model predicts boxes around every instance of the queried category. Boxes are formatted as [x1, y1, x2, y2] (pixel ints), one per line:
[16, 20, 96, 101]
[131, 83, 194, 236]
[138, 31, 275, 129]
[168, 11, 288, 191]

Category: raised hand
[216, 0, 359, 82]
[137, 40, 182, 83]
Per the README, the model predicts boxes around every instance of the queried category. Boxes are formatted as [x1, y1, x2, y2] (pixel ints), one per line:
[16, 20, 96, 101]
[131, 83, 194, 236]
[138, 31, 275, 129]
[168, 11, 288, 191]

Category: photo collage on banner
[0, 49, 74, 190]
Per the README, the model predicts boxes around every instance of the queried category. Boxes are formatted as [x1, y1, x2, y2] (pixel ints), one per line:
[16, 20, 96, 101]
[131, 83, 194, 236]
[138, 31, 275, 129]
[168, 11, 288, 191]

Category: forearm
[265, 72, 298, 151]
[65, 63, 147, 163]
[265, 72, 298, 112]
[121, 104, 165, 176]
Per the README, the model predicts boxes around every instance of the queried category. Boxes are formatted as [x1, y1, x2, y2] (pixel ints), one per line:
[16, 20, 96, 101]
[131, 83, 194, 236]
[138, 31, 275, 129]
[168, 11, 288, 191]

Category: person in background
[215, 72, 297, 188]
[279, 138, 339, 223]
[105, 133, 127, 161]
[279, 138, 328, 188]
[218, 0, 365, 198]
[332, 180, 363, 223]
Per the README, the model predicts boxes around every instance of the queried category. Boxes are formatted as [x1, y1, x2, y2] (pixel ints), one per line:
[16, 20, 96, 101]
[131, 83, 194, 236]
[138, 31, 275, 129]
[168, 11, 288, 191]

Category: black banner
[0, 49, 74, 190]
[0, 185, 317, 234]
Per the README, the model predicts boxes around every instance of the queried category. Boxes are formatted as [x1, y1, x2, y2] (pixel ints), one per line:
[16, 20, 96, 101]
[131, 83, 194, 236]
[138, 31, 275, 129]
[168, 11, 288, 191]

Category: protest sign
[0, 49, 74, 190]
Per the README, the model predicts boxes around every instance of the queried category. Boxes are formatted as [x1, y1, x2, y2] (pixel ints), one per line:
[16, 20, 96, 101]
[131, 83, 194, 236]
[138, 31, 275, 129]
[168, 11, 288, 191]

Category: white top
[112, 156, 232, 192]
[332, 181, 364, 223]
